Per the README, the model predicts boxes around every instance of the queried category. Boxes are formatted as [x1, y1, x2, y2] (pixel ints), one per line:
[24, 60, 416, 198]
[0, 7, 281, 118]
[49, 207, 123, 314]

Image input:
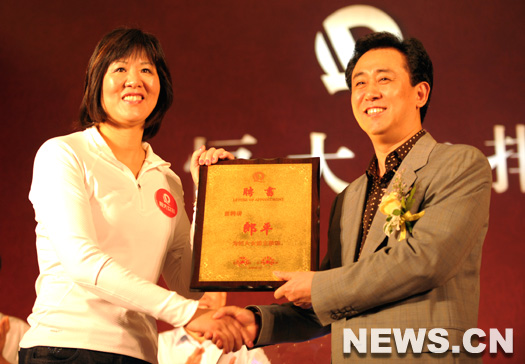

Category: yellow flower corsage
[379, 175, 425, 241]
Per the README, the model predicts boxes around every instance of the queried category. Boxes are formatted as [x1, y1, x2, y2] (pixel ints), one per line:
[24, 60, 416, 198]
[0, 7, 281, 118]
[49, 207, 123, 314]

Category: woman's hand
[213, 306, 259, 345]
[190, 146, 235, 186]
[185, 308, 251, 353]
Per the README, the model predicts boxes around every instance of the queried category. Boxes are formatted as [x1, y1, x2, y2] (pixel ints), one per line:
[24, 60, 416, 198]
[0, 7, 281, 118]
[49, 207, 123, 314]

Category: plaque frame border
[190, 157, 320, 291]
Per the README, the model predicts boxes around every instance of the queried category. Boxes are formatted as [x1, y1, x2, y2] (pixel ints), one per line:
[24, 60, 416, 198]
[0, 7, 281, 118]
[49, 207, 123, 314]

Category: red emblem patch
[155, 189, 177, 218]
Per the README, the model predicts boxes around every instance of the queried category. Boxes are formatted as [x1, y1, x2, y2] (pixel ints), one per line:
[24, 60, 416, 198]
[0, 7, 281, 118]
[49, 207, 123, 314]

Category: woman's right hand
[185, 308, 252, 353]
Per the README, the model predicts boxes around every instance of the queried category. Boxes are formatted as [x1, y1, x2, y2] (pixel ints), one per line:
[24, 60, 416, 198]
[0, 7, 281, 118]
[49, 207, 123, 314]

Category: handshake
[183, 270, 315, 353]
[185, 304, 259, 353]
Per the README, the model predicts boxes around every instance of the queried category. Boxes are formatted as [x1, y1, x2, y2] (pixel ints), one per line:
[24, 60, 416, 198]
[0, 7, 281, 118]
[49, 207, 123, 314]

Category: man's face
[350, 48, 424, 144]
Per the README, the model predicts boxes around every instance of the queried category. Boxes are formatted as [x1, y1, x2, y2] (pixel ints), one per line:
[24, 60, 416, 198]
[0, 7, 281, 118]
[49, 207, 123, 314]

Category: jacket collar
[358, 133, 437, 259]
[340, 133, 437, 264]
[84, 126, 170, 173]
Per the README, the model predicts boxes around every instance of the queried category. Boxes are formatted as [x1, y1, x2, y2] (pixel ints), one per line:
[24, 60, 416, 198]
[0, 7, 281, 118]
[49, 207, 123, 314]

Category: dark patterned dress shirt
[356, 129, 426, 260]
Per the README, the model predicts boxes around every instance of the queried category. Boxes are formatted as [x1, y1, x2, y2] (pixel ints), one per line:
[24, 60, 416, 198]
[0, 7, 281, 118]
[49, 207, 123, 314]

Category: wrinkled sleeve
[249, 303, 329, 346]
[162, 176, 202, 301]
[29, 139, 198, 327]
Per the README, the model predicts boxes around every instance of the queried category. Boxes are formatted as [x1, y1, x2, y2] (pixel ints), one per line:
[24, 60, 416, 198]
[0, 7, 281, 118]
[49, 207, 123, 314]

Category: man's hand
[190, 146, 235, 186]
[213, 306, 259, 345]
[273, 271, 315, 309]
[185, 308, 250, 353]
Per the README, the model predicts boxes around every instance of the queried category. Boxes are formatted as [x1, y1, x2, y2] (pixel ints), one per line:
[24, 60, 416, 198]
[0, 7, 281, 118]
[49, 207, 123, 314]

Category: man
[216, 32, 492, 362]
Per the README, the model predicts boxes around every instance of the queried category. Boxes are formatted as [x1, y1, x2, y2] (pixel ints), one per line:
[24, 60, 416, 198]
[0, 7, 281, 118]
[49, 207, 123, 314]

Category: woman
[19, 28, 245, 364]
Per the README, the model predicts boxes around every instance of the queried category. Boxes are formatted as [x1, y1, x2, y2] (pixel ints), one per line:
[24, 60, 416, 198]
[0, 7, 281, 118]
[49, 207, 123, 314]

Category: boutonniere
[379, 172, 425, 241]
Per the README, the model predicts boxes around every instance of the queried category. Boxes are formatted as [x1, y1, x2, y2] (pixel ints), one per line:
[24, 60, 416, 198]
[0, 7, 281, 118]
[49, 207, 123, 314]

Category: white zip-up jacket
[21, 127, 201, 364]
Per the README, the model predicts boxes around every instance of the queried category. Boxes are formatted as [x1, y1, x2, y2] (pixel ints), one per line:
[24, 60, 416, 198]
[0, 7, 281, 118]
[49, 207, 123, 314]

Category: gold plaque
[191, 158, 320, 291]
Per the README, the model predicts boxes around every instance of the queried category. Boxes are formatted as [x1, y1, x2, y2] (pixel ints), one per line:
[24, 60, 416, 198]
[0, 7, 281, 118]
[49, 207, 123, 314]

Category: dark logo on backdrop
[315, 5, 402, 94]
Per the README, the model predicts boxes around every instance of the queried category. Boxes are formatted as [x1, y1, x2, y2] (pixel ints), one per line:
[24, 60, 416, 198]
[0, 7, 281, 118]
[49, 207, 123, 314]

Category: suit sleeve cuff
[312, 267, 358, 326]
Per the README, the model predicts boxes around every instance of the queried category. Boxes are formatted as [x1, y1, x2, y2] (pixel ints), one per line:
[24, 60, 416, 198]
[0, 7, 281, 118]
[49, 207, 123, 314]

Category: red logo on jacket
[155, 189, 177, 218]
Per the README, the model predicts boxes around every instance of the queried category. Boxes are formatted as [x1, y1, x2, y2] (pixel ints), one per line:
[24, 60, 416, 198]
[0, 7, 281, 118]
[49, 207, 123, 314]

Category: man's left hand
[273, 271, 315, 309]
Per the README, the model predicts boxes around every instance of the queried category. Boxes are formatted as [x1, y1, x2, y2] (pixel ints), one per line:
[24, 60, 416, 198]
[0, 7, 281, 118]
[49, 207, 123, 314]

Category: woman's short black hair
[78, 28, 173, 140]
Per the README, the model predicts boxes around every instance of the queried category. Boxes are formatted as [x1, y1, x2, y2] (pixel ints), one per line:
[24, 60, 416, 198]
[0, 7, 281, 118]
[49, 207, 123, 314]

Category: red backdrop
[1, 1, 523, 362]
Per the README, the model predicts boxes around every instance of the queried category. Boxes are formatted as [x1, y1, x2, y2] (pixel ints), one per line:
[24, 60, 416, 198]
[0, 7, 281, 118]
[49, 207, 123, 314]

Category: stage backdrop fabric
[0, 1, 523, 363]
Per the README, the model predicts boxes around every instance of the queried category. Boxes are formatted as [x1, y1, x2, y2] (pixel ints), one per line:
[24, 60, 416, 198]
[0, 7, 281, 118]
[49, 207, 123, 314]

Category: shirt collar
[84, 126, 170, 170]
[169, 327, 199, 346]
[366, 129, 426, 180]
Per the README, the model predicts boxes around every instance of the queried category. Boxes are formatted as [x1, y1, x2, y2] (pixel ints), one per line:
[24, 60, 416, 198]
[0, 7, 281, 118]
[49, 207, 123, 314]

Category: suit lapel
[340, 174, 367, 265]
[359, 133, 437, 258]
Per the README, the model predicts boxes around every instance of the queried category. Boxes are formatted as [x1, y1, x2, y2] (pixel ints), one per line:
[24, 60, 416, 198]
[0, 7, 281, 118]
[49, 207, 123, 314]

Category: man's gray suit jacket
[253, 133, 492, 363]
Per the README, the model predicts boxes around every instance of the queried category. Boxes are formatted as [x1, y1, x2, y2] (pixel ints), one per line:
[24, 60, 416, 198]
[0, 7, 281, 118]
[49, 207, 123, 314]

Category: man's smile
[365, 107, 386, 115]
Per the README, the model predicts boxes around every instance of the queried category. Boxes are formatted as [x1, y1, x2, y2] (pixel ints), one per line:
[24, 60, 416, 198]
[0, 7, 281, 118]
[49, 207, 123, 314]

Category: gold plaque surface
[191, 158, 319, 291]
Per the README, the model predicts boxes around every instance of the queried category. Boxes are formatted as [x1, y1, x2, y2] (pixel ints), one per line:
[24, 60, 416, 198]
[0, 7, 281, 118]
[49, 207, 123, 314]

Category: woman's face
[101, 51, 160, 129]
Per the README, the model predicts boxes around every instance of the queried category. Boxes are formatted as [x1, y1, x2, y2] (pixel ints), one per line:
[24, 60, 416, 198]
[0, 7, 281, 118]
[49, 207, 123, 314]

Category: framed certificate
[190, 158, 320, 291]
